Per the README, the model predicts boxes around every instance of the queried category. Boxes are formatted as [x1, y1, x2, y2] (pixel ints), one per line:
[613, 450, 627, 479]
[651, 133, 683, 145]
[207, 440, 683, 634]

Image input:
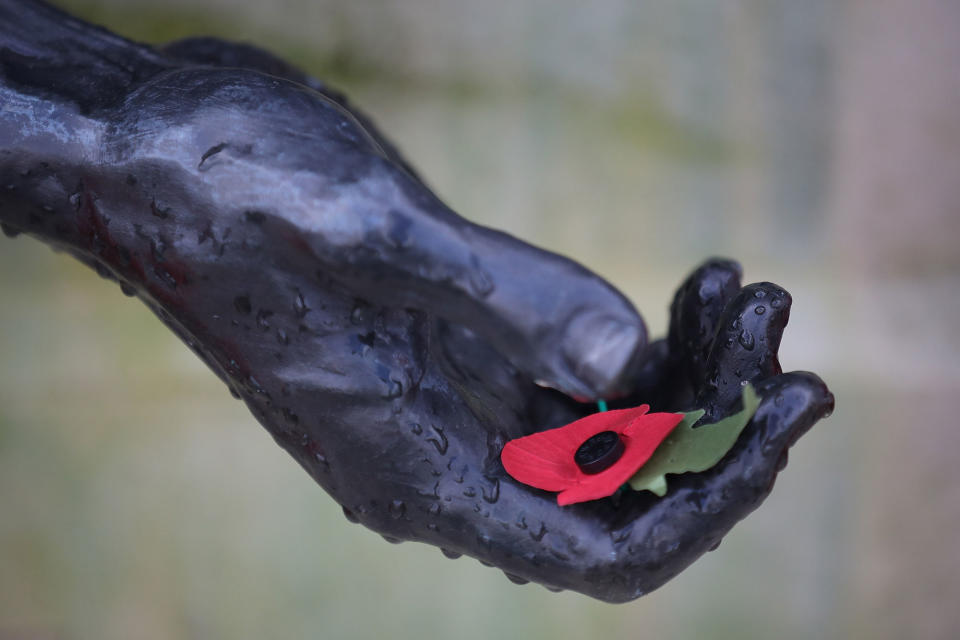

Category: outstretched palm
[0, 0, 833, 602]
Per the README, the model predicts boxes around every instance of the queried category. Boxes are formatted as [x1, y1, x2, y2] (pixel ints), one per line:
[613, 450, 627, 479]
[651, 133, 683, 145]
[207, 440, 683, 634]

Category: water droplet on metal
[468, 267, 494, 298]
[276, 328, 289, 345]
[336, 119, 360, 143]
[427, 426, 448, 455]
[441, 548, 461, 559]
[388, 500, 406, 519]
[314, 452, 330, 470]
[120, 283, 136, 297]
[530, 523, 547, 542]
[256, 309, 273, 329]
[150, 200, 170, 219]
[685, 492, 705, 512]
[293, 290, 310, 318]
[481, 478, 500, 504]
[342, 506, 360, 523]
[504, 573, 529, 585]
[417, 482, 441, 499]
[610, 527, 632, 544]
[247, 375, 265, 395]
[754, 305, 766, 315]
[350, 303, 369, 325]
[428, 503, 442, 516]
[386, 379, 403, 399]
[737, 329, 755, 350]
[198, 142, 227, 168]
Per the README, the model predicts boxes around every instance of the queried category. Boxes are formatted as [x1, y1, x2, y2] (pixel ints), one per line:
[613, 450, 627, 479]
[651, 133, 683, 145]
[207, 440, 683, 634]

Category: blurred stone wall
[2, 1, 959, 638]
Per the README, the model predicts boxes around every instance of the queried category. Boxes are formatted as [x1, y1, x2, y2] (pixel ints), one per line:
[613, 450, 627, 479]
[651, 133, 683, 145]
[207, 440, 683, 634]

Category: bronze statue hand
[0, 0, 833, 602]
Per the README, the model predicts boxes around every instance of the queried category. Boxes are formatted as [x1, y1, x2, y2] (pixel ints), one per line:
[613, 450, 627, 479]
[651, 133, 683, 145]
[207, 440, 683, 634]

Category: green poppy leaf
[627, 384, 761, 496]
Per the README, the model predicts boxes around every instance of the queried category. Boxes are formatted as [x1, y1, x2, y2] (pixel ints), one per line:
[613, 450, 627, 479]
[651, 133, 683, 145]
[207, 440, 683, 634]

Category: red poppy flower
[501, 406, 684, 506]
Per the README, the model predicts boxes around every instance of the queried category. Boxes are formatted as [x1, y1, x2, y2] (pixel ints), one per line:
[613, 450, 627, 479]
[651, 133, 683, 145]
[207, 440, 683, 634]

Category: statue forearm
[0, 0, 147, 247]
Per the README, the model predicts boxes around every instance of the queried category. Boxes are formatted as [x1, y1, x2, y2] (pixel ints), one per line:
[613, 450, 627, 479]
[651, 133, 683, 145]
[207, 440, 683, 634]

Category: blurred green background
[2, 0, 959, 638]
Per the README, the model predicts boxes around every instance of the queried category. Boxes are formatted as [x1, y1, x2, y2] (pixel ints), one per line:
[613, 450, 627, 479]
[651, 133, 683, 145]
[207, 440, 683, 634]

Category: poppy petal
[501, 405, 653, 491]
[541, 405, 652, 449]
[501, 405, 684, 505]
[558, 478, 623, 505]
[501, 440, 577, 491]
[561, 405, 650, 443]
[557, 412, 685, 506]
[622, 411, 687, 452]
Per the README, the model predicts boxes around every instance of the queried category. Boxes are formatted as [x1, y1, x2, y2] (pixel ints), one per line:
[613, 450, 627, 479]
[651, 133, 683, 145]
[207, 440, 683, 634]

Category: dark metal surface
[0, 0, 833, 602]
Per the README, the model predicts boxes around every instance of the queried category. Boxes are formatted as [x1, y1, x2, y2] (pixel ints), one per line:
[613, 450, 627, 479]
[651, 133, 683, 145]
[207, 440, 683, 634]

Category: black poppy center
[574, 430, 625, 475]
